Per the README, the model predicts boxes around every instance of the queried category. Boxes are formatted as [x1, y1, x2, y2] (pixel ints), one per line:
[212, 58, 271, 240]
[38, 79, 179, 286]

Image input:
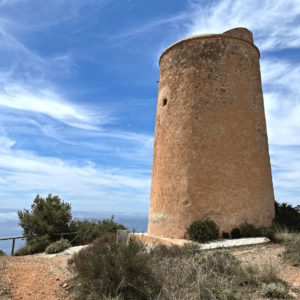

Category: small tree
[17, 194, 72, 243]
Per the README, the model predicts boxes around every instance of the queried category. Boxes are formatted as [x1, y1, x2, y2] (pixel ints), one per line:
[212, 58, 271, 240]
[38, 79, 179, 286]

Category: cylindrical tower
[148, 28, 275, 239]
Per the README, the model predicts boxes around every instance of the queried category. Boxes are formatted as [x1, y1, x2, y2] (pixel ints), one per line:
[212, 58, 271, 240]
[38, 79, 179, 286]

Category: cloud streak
[187, 0, 300, 51]
[0, 136, 151, 211]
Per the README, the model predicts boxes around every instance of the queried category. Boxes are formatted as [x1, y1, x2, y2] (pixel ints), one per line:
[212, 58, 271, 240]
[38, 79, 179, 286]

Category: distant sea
[0, 208, 149, 256]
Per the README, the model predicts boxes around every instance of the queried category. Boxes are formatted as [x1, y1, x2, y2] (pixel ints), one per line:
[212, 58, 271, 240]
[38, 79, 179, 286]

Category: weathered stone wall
[148, 28, 275, 239]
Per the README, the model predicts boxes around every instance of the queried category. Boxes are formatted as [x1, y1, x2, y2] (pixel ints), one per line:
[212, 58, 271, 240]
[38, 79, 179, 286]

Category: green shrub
[28, 234, 51, 253]
[18, 194, 72, 243]
[274, 200, 300, 232]
[239, 221, 265, 237]
[282, 234, 300, 266]
[14, 234, 50, 256]
[45, 238, 71, 254]
[180, 242, 201, 254]
[14, 245, 31, 256]
[186, 219, 219, 243]
[0, 250, 7, 256]
[69, 216, 127, 245]
[262, 282, 292, 299]
[231, 228, 242, 239]
[69, 234, 161, 299]
[262, 228, 275, 242]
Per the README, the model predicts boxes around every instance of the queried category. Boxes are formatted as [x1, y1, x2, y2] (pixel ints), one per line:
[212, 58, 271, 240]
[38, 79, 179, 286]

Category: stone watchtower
[148, 28, 275, 239]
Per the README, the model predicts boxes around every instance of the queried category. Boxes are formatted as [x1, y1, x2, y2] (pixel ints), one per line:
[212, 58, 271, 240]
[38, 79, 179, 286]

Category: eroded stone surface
[148, 27, 275, 239]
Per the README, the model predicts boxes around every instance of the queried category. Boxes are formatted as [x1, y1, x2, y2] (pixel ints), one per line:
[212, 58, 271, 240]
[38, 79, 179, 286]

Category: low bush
[0, 250, 7, 257]
[260, 256, 282, 284]
[239, 221, 265, 237]
[282, 234, 300, 266]
[14, 245, 31, 256]
[262, 282, 292, 299]
[236, 264, 261, 287]
[45, 238, 71, 254]
[186, 219, 219, 243]
[262, 228, 275, 242]
[69, 234, 161, 299]
[231, 228, 242, 239]
[69, 216, 127, 245]
[205, 250, 241, 276]
[14, 234, 50, 256]
[180, 242, 200, 254]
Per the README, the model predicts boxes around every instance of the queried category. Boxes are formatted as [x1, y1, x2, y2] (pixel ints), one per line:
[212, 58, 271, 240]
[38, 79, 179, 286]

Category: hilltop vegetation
[13, 193, 127, 256]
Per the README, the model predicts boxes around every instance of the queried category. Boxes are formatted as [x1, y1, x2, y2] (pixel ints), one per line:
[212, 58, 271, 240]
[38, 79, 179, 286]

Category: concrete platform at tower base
[129, 233, 270, 249]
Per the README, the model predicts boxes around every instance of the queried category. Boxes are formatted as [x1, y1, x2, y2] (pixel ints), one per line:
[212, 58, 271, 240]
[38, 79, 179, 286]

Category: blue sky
[0, 0, 299, 212]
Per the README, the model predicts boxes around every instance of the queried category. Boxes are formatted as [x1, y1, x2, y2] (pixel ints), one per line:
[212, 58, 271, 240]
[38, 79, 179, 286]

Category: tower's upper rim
[159, 27, 259, 65]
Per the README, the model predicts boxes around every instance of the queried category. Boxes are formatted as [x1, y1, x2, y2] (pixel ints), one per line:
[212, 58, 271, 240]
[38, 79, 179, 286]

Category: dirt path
[0, 244, 300, 300]
[0, 254, 73, 300]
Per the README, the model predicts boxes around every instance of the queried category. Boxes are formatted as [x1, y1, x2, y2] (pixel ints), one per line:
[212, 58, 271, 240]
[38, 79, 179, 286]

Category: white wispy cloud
[0, 13, 112, 130]
[111, 13, 189, 40]
[187, 0, 300, 51]
[0, 82, 110, 130]
[0, 137, 151, 211]
[261, 58, 300, 146]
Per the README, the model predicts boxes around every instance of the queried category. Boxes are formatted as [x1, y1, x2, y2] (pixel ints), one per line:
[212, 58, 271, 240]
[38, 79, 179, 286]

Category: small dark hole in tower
[163, 98, 167, 106]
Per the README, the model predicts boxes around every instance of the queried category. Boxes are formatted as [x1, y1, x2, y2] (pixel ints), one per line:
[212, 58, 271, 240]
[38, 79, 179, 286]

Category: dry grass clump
[68, 234, 161, 300]
[282, 233, 300, 266]
[262, 282, 292, 299]
[259, 254, 282, 284]
[153, 250, 243, 300]
[272, 223, 297, 243]
[45, 238, 71, 254]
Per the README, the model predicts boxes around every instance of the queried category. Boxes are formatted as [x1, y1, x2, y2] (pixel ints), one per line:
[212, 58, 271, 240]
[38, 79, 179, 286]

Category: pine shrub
[45, 238, 71, 254]
[186, 219, 219, 243]
[0, 250, 7, 256]
[17, 194, 72, 244]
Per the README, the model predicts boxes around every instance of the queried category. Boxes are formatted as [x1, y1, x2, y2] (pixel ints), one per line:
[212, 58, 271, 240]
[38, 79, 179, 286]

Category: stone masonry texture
[148, 28, 275, 239]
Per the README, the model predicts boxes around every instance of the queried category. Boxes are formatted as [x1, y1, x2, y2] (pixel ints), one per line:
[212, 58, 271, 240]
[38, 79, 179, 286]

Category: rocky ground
[0, 243, 299, 300]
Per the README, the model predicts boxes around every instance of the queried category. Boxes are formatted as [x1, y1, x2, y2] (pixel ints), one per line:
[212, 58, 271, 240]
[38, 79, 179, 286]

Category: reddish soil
[0, 254, 73, 300]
